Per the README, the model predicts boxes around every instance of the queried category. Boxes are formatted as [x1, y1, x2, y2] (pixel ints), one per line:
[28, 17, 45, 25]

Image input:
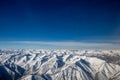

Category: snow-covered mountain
[0, 49, 120, 80]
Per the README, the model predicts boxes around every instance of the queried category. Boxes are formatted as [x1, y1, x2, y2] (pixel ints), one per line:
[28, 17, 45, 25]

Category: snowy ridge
[0, 49, 120, 80]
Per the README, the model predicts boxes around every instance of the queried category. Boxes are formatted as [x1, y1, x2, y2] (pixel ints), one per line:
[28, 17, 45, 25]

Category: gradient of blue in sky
[0, 0, 120, 49]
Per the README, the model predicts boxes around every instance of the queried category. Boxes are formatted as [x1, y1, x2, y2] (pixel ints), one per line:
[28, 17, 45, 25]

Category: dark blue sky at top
[0, 0, 120, 41]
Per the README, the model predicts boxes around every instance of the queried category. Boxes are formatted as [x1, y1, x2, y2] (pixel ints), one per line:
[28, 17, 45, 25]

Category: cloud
[0, 41, 120, 49]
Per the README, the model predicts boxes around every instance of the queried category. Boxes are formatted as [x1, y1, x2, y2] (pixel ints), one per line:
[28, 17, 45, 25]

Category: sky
[0, 0, 120, 49]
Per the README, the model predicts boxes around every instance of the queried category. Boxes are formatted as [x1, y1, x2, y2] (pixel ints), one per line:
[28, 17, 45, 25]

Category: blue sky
[0, 0, 120, 49]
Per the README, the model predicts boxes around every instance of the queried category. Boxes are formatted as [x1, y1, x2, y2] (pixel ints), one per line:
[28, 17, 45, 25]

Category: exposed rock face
[0, 49, 120, 80]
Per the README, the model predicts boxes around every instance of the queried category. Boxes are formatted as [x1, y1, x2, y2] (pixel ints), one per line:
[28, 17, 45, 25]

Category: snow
[0, 49, 120, 80]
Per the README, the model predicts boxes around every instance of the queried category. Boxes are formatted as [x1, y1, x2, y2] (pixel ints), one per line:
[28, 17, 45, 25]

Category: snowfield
[0, 49, 120, 80]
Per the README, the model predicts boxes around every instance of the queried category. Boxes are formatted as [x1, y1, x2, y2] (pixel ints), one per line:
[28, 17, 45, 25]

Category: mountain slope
[0, 49, 120, 80]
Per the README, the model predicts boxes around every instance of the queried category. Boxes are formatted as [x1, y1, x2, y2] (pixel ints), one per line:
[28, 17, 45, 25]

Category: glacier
[0, 49, 120, 80]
